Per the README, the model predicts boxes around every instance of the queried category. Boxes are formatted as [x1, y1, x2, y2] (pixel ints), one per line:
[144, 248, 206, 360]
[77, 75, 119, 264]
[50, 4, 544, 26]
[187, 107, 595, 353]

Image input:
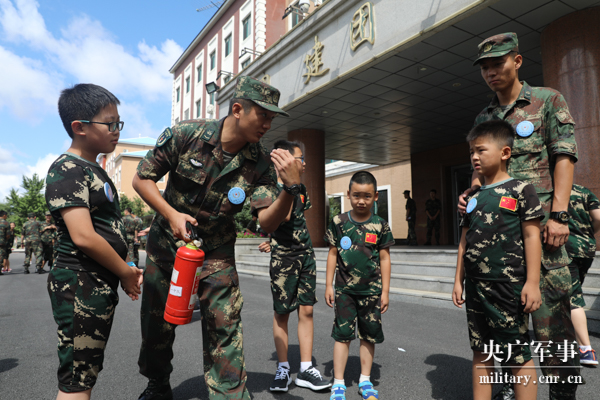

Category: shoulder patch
[156, 128, 173, 147]
[499, 196, 517, 212]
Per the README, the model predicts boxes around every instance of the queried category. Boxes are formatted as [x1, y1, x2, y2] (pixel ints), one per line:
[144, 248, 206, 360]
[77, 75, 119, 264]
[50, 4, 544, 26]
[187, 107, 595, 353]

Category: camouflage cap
[45, 211, 51, 216]
[28, 212, 35, 217]
[232, 76, 289, 117]
[473, 32, 519, 66]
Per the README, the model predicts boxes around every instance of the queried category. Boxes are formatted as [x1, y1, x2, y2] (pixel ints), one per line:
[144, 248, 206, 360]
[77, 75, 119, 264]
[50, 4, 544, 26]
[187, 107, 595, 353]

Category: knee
[298, 305, 314, 320]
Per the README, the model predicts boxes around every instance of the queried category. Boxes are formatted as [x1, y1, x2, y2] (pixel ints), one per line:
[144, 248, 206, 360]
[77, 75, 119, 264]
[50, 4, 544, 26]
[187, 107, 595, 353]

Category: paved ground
[1, 250, 598, 399]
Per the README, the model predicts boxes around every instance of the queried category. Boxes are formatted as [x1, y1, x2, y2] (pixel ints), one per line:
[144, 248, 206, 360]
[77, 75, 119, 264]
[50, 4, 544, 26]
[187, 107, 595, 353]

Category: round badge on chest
[104, 182, 114, 202]
[228, 187, 246, 205]
[340, 236, 352, 250]
[466, 198, 477, 214]
[515, 121, 534, 138]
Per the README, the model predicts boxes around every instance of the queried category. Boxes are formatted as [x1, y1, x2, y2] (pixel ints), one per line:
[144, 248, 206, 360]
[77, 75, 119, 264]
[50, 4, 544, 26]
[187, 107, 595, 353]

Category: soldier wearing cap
[40, 211, 57, 269]
[403, 190, 417, 245]
[459, 33, 580, 400]
[133, 76, 302, 400]
[21, 212, 44, 273]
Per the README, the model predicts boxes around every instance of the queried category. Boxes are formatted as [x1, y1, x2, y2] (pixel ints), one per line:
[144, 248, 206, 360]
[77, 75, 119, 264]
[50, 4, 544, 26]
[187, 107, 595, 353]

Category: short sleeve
[547, 93, 578, 161]
[587, 189, 600, 211]
[136, 127, 180, 182]
[518, 183, 545, 221]
[45, 161, 90, 212]
[459, 197, 471, 227]
[250, 163, 278, 215]
[379, 221, 395, 249]
[324, 219, 338, 246]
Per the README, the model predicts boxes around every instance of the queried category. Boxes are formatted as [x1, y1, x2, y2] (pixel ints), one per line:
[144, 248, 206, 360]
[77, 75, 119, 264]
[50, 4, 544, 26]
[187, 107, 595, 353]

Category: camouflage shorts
[465, 278, 531, 364]
[0, 245, 6, 263]
[332, 291, 383, 344]
[569, 257, 592, 309]
[47, 267, 119, 392]
[269, 250, 317, 314]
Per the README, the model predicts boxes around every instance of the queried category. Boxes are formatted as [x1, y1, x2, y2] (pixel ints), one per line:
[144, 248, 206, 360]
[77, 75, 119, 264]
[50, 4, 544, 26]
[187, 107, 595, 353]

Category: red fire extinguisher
[164, 225, 205, 325]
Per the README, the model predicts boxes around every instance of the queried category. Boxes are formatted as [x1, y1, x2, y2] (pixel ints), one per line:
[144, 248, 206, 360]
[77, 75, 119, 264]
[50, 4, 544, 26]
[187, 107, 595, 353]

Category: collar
[202, 118, 260, 163]
[486, 81, 532, 110]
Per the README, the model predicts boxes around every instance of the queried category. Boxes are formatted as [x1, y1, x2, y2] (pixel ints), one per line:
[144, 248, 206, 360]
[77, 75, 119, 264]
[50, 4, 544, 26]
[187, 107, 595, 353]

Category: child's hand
[325, 286, 335, 308]
[521, 281, 542, 313]
[452, 281, 465, 308]
[120, 266, 143, 301]
[381, 292, 389, 314]
[258, 241, 271, 253]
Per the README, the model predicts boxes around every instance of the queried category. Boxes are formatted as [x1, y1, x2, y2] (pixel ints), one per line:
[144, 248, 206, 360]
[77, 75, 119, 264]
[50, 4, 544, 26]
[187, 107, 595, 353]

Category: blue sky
[0, 0, 219, 200]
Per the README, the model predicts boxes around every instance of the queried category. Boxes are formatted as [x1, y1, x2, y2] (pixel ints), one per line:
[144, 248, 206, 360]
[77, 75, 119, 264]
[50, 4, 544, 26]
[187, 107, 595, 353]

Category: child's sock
[359, 374, 370, 383]
[278, 361, 290, 369]
[580, 345, 592, 352]
[300, 361, 312, 372]
[333, 378, 345, 386]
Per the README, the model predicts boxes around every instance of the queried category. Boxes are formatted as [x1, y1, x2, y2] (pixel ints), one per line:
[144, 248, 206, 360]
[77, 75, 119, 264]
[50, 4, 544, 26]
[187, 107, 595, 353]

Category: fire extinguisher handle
[185, 222, 199, 241]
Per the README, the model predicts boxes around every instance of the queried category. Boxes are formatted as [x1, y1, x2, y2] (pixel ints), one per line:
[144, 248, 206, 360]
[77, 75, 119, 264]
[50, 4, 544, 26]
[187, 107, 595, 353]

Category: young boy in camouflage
[566, 184, 600, 366]
[45, 83, 143, 400]
[40, 211, 57, 269]
[258, 140, 330, 393]
[21, 213, 43, 273]
[123, 207, 139, 265]
[453, 120, 543, 400]
[324, 171, 394, 400]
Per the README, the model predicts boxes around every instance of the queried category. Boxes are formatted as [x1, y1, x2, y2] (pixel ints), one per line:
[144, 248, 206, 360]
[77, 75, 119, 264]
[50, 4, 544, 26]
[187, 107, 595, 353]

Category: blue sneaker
[580, 348, 598, 367]
[330, 384, 346, 400]
[358, 381, 379, 400]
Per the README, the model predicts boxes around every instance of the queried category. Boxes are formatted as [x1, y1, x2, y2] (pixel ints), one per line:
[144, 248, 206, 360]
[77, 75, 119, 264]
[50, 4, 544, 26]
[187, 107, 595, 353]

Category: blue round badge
[340, 236, 352, 250]
[466, 198, 477, 214]
[104, 182, 114, 203]
[516, 121, 534, 137]
[228, 187, 246, 205]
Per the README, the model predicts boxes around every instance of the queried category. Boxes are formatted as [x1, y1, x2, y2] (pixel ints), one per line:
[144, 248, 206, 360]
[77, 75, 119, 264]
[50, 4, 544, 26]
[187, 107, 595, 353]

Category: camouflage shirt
[135, 216, 143, 233]
[45, 153, 127, 282]
[0, 219, 8, 246]
[270, 183, 313, 254]
[460, 178, 544, 282]
[425, 198, 442, 218]
[566, 184, 600, 259]
[22, 220, 42, 243]
[405, 198, 416, 217]
[136, 119, 278, 274]
[40, 221, 57, 244]
[324, 212, 395, 295]
[123, 214, 136, 240]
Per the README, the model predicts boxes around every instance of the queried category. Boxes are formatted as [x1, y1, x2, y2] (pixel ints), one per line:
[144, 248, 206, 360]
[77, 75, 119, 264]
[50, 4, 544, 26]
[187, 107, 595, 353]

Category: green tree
[119, 193, 150, 216]
[5, 174, 46, 232]
[328, 196, 341, 226]
[234, 200, 253, 232]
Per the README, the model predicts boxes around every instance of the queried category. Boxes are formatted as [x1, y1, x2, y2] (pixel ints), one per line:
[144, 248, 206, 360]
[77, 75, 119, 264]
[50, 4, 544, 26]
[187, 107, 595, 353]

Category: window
[185, 77, 190, 93]
[242, 15, 251, 40]
[210, 92, 215, 105]
[224, 34, 232, 57]
[241, 58, 251, 69]
[196, 64, 203, 83]
[210, 51, 216, 70]
[224, 75, 231, 84]
[184, 109, 189, 120]
[196, 99, 202, 118]
[176, 87, 180, 102]
[175, 117, 179, 124]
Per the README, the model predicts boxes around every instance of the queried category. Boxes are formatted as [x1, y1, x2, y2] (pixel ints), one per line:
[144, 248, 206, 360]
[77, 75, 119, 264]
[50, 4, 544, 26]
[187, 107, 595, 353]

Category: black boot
[138, 379, 173, 400]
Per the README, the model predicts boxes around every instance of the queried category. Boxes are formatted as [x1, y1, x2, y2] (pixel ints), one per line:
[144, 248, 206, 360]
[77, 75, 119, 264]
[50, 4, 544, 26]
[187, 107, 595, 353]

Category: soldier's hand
[452, 281, 465, 308]
[168, 212, 198, 242]
[457, 186, 479, 214]
[543, 219, 569, 252]
[381, 292, 389, 314]
[258, 241, 271, 253]
[325, 286, 335, 308]
[271, 148, 301, 187]
[521, 281, 542, 313]
[120, 266, 143, 301]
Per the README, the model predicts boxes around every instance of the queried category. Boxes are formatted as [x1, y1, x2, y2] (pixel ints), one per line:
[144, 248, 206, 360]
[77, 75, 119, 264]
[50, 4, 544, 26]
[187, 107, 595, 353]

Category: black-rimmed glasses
[75, 120, 124, 132]
[295, 156, 305, 163]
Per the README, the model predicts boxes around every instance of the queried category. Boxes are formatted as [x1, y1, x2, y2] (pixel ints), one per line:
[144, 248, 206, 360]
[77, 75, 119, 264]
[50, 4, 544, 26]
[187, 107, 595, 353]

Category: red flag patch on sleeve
[499, 196, 517, 211]
[300, 194, 305, 203]
[365, 233, 377, 244]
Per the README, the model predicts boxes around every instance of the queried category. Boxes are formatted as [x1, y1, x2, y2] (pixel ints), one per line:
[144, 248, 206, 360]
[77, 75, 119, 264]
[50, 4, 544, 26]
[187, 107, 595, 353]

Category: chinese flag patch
[365, 233, 377, 244]
[300, 194, 305, 203]
[499, 196, 517, 211]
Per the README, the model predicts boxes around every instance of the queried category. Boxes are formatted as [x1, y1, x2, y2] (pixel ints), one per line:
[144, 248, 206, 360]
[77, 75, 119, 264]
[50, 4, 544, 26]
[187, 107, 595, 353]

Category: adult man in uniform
[123, 207, 138, 266]
[0, 210, 9, 276]
[21, 213, 44, 274]
[424, 189, 441, 245]
[40, 211, 57, 269]
[460, 33, 580, 400]
[404, 190, 417, 245]
[133, 76, 302, 400]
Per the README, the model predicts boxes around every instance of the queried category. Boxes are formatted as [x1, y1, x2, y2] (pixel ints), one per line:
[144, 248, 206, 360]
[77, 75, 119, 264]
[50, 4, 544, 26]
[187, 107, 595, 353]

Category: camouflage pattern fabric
[568, 257, 593, 309]
[473, 32, 518, 65]
[45, 153, 127, 288]
[566, 184, 599, 259]
[231, 76, 289, 117]
[270, 183, 312, 253]
[138, 251, 251, 400]
[331, 291, 383, 344]
[133, 216, 143, 265]
[4, 228, 14, 257]
[40, 221, 57, 268]
[465, 278, 531, 364]
[22, 219, 43, 269]
[425, 198, 442, 244]
[324, 212, 394, 295]
[123, 214, 137, 263]
[0, 219, 8, 263]
[460, 178, 544, 282]
[40, 220, 57, 244]
[270, 251, 317, 314]
[47, 267, 119, 392]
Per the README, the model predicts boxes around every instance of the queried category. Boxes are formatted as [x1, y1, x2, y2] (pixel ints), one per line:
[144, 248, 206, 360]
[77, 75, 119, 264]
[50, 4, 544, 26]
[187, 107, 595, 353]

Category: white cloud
[0, 145, 58, 200]
[118, 102, 157, 139]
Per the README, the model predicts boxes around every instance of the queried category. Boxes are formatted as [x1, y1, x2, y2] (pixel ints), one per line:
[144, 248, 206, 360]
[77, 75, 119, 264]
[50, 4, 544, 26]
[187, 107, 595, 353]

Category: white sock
[333, 378, 345, 386]
[278, 361, 290, 369]
[580, 345, 592, 352]
[359, 374, 370, 383]
[300, 361, 312, 372]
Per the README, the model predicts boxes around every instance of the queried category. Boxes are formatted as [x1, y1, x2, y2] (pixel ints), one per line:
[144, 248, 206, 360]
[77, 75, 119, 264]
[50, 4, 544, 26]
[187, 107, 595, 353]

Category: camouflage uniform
[136, 118, 279, 397]
[405, 197, 417, 245]
[566, 184, 599, 309]
[269, 184, 317, 314]
[45, 152, 128, 392]
[461, 178, 544, 364]
[134, 216, 143, 265]
[22, 218, 43, 272]
[40, 217, 57, 268]
[324, 212, 394, 343]
[123, 213, 137, 264]
[0, 218, 8, 264]
[425, 197, 441, 245]
[474, 33, 580, 395]
[5, 226, 15, 257]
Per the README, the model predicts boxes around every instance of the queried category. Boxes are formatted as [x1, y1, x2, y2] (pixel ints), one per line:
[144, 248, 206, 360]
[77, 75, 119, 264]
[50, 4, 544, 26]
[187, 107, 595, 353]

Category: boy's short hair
[0, 210, 7, 217]
[466, 120, 514, 149]
[431, 189, 437, 194]
[124, 207, 132, 213]
[58, 84, 120, 139]
[228, 98, 254, 115]
[349, 171, 377, 192]
[272, 140, 300, 154]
